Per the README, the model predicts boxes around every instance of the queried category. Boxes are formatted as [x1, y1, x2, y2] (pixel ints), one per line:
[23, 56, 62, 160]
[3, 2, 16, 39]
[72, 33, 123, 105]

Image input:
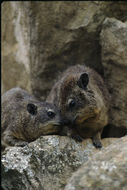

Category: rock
[64, 135, 127, 190]
[100, 18, 127, 130]
[28, 1, 127, 99]
[1, 136, 117, 190]
[29, 1, 105, 99]
[2, 2, 127, 99]
[2, 2, 31, 94]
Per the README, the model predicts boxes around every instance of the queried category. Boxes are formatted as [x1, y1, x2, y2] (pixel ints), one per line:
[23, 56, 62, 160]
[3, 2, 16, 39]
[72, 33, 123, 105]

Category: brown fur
[47, 64, 110, 148]
[2, 87, 61, 148]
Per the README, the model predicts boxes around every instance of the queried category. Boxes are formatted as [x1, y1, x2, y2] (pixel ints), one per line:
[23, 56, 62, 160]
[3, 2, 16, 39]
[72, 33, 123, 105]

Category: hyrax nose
[62, 119, 71, 125]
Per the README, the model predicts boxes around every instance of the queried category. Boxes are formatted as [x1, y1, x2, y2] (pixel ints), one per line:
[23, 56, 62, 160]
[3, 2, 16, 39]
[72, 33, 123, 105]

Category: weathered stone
[2, 2, 127, 99]
[29, 2, 127, 99]
[2, 2, 31, 94]
[1, 136, 118, 190]
[100, 18, 127, 129]
[29, 1, 103, 99]
[64, 135, 127, 190]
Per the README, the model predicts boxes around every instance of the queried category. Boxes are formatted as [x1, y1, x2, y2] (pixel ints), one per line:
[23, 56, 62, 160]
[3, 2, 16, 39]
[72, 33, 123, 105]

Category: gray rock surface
[100, 18, 127, 129]
[1, 136, 117, 190]
[64, 135, 127, 190]
[2, 2, 127, 99]
[26, 1, 127, 100]
[2, 2, 31, 94]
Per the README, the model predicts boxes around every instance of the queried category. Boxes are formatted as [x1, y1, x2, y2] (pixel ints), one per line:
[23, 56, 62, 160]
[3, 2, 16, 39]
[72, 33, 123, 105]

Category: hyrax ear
[77, 73, 89, 90]
[27, 103, 37, 115]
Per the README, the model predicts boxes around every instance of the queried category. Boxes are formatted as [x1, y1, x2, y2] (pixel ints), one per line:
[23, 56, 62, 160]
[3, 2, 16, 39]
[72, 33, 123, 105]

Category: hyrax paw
[71, 134, 83, 142]
[93, 141, 102, 149]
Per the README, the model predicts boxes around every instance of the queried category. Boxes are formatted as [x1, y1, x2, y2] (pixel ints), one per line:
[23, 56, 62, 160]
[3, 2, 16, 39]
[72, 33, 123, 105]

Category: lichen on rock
[1, 136, 118, 190]
[64, 136, 127, 190]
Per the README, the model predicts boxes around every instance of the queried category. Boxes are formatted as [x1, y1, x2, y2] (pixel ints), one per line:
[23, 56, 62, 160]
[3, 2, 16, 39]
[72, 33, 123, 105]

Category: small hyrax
[47, 64, 109, 148]
[2, 87, 61, 148]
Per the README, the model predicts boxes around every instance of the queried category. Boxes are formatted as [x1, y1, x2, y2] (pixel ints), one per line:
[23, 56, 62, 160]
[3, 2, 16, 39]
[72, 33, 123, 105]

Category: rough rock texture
[2, 2, 31, 94]
[2, 2, 127, 99]
[1, 136, 117, 190]
[29, 1, 127, 99]
[64, 135, 127, 190]
[100, 18, 127, 129]
[2, 3, 127, 189]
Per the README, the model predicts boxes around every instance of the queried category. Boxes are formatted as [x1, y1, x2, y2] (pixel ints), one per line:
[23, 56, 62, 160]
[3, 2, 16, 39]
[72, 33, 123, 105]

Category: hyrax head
[59, 72, 98, 126]
[24, 101, 61, 140]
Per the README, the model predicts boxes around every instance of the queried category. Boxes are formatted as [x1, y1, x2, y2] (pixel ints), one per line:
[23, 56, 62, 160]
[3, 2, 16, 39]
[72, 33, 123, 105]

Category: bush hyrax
[47, 65, 109, 148]
[2, 87, 61, 148]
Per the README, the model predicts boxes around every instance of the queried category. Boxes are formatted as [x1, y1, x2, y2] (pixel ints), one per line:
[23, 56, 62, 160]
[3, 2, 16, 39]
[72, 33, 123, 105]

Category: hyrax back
[2, 87, 61, 148]
[47, 65, 109, 148]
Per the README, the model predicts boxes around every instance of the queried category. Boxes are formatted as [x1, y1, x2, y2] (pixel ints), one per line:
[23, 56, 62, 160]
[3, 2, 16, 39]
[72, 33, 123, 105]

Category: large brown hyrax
[47, 65, 110, 148]
[2, 87, 61, 148]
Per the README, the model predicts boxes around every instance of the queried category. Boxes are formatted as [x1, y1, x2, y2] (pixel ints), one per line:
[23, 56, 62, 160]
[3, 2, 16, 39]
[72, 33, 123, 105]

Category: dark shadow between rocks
[102, 124, 127, 138]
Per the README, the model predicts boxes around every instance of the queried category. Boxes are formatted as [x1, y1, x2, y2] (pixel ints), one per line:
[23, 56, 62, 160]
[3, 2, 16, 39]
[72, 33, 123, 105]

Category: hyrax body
[47, 65, 109, 148]
[2, 87, 61, 148]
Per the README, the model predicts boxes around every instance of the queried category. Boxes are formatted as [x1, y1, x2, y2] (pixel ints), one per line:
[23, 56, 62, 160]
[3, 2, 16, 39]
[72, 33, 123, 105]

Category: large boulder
[2, 2, 127, 99]
[64, 135, 127, 190]
[100, 18, 127, 130]
[2, 2, 31, 94]
[1, 136, 117, 190]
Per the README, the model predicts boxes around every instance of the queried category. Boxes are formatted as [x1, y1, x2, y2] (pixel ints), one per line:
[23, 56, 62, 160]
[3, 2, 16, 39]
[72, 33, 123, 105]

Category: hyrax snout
[2, 87, 61, 148]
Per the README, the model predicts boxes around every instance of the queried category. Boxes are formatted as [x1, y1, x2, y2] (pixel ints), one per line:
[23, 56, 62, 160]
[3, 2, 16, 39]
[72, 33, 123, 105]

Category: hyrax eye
[47, 111, 56, 118]
[69, 100, 76, 108]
